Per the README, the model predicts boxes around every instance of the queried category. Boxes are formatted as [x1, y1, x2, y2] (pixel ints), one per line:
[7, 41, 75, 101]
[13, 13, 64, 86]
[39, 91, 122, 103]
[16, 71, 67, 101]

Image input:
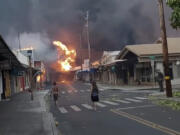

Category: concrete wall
[173, 62, 180, 79]
[156, 62, 164, 73]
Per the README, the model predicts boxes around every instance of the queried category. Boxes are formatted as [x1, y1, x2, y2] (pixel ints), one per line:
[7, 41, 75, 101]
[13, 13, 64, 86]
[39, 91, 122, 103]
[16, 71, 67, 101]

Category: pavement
[0, 90, 59, 135]
[96, 82, 180, 91]
[49, 81, 180, 135]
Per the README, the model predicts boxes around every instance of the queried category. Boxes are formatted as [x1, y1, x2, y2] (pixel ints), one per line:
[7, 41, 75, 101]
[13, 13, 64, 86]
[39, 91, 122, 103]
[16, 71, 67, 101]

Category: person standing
[52, 82, 59, 106]
[91, 81, 99, 110]
[157, 71, 164, 92]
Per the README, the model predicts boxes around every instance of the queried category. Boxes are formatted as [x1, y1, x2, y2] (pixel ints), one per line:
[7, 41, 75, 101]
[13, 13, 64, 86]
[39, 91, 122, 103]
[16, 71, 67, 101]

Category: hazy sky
[0, 0, 180, 62]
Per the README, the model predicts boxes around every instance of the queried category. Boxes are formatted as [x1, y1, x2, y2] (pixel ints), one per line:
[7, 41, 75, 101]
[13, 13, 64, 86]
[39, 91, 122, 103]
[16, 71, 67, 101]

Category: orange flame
[20, 46, 34, 51]
[36, 75, 41, 82]
[52, 41, 76, 72]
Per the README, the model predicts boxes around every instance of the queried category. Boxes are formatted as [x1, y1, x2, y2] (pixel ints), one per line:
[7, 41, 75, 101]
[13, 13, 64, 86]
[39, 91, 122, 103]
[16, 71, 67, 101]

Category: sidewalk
[0, 90, 59, 135]
[97, 82, 180, 91]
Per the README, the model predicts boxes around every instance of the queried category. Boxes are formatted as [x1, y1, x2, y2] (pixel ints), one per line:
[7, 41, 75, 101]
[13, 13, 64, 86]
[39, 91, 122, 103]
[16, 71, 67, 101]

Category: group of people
[51, 81, 99, 110]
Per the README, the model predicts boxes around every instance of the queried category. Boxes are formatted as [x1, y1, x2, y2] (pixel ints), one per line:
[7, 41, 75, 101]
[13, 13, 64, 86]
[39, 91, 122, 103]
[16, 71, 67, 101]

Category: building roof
[101, 50, 121, 65]
[0, 35, 21, 67]
[118, 38, 180, 59]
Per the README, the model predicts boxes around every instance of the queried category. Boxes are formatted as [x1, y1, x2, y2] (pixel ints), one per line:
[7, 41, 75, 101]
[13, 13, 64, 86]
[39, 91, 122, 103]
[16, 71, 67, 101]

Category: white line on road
[101, 101, 119, 105]
[68, 91, 72, 93]
[86, 89, 91, 92]
[59, 107, 68, 114]
[70, 105, 81, 112]
[116, 105, 155, 110]
[134, 97, 148, 100]
[80, 90, 84, 92]
[96, 102, 106, 107]
[81, 104, 93, 110]
[114, 99, 130, 104]
[125, 98, 142, 103]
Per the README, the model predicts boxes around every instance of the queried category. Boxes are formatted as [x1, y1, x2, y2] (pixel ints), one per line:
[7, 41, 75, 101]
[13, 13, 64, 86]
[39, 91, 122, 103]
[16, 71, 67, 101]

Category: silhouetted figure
[91, 81, 99, 110]
[52, 82, 59, 106]
[157, 71, 164, 92]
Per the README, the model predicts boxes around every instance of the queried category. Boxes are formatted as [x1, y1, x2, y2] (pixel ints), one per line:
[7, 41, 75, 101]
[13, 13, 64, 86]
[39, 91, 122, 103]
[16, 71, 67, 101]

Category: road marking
[86, 89, 91, 92]
[114, 99, 130, 104]
[81, 104, 93, 110]
[70, 105, 81, 112]
[134, 97, 148, 100]
[59, 107, 68, 114]
[101, 101, 119, 105]
[111, 109, 180, 135]
[117, 105, 156, 110]
[125, 98, 142, 103]
[96, 102, 106, 107]
[99, 89, 104, 91]
[80, 90, 84, 92]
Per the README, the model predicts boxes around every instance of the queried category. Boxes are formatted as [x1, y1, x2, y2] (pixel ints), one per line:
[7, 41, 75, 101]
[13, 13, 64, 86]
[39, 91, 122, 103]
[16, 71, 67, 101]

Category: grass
[173, 91, 180, 97]
[158, 100, 180, 110]
[149, 91, 180, 111]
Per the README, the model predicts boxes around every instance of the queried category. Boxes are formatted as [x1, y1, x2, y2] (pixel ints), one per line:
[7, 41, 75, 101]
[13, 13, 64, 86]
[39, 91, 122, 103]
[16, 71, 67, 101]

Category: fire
[52, 41, 76, 72]
[20, 46, 34, 51]
[36, 75, 41, 82]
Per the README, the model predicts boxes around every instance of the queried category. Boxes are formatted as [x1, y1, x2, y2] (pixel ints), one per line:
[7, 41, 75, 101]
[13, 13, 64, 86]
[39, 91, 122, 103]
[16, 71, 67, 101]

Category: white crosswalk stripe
[59, 107, 68, 114]
[74, 90, 78, 93]
[81, 104, 93, 110]
[86, 89, 91, 92]
[101, 101, 119, 105]
[70, 105, 81, 112]
[134, 97, 147, 100]
[80, 90, 84, 92]
[125, 98, 142, 103]
[114, 99, 130, 104]
[96, 102, 106, 107]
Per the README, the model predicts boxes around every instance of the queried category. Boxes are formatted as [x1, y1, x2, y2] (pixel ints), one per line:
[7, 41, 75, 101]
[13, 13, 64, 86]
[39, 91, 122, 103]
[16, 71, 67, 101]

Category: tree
[166, 0, 180, 29]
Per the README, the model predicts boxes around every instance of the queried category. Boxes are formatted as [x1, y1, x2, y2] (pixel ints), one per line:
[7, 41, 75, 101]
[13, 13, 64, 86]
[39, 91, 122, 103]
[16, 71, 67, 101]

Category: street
[49, 81, 180, 135]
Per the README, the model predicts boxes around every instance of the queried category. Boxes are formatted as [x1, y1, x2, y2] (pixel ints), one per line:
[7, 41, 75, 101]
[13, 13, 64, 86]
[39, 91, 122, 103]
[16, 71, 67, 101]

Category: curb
[43, 90, 62, 135]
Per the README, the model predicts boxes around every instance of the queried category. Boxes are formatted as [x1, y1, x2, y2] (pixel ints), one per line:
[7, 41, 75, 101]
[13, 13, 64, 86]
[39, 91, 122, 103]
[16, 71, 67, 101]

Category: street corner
[148, 91, 180, 111]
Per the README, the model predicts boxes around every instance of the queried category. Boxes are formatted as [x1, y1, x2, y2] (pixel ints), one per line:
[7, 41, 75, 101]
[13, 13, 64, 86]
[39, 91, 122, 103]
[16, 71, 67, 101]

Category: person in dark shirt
[52, 82, 59, 106]
[91, 81, 99, 110]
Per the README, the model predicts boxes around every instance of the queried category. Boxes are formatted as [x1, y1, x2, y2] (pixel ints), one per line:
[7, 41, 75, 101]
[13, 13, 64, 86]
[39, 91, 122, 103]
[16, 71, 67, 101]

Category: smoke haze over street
[0, 0, 180, 63]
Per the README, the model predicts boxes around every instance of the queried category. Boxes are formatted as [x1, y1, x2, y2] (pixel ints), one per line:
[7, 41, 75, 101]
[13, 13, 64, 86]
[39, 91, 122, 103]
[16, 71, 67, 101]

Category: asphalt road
[49, 81, 180, 135]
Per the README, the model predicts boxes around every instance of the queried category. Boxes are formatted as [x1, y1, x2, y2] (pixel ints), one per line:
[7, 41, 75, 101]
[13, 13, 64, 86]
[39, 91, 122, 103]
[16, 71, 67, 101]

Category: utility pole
[28, 52, 33, 100]
[85, 11, 92, 82]
[158, 0, 173, 97]
[18, 33, 21, 51]
[79, 34, 83, 71]
[86, 11, 91, 68]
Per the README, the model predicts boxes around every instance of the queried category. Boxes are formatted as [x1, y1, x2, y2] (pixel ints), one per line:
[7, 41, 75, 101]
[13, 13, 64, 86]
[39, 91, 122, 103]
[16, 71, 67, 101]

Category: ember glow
[20, 46, 34, 51]
[36, 75, 41, 82]
[52, 41, 76, 72]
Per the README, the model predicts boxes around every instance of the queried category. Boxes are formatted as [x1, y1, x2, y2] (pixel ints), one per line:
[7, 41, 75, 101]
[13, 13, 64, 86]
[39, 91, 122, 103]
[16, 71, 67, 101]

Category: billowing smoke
[0, 0, 180, 63]
[5, 31, 56, 62]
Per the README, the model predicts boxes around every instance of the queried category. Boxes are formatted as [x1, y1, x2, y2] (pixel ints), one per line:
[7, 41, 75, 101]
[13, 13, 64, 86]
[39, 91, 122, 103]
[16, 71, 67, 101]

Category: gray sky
[0, 0, 180, 62]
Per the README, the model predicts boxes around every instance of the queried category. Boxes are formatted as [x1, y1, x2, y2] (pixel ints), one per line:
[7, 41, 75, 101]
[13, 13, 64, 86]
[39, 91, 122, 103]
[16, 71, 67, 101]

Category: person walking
[91, 81, 99, 110]
[52, 82, 59, 106]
